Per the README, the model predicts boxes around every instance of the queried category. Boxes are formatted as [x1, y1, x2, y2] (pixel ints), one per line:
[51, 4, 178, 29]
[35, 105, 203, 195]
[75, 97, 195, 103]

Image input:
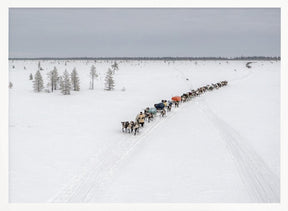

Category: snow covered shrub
[9, 82, 13, 89]
[29, 73, 33, 80]
[121, 87, 126, 92]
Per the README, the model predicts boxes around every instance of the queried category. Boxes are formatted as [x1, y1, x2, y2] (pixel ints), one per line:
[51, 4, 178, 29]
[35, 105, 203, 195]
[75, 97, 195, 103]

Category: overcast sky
[9, 8, 280, 58]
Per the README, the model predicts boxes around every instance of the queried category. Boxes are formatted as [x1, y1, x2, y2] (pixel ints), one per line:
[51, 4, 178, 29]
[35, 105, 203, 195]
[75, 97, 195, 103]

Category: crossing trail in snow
[196, 98, 280, 202]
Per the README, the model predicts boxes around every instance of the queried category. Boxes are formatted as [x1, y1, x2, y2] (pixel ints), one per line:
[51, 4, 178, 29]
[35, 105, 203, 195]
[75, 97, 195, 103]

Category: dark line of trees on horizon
[9, 56, 280, 61]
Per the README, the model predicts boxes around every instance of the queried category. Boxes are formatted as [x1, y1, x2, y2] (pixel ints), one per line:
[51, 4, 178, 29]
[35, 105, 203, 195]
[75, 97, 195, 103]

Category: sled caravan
[121, 80, 228, 135]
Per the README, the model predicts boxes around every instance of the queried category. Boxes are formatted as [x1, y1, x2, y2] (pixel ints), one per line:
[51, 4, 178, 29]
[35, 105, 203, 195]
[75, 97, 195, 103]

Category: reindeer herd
[121, 80, 228, 135]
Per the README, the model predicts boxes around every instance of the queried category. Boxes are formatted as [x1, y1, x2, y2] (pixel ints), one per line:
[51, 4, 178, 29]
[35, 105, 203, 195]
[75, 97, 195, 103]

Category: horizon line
[9, 56, 281, 61]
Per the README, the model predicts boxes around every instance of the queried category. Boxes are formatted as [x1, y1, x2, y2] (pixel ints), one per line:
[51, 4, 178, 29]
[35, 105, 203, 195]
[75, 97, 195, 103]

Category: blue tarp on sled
[149, 107, 157, 114]
[154, 103, 165, 110]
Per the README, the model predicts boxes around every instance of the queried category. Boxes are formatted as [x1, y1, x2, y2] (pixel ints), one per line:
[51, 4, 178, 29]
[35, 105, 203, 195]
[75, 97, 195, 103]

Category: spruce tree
[90, 65, 98, 90]
[33, 70, 44, 92]
[104, 68, 115, 91]
[60, 70, 71, 95]
[71, 67, 80, 91]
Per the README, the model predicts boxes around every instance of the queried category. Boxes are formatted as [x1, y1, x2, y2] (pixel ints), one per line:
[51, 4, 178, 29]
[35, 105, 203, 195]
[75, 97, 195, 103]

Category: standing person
[136, 112, 145, 127]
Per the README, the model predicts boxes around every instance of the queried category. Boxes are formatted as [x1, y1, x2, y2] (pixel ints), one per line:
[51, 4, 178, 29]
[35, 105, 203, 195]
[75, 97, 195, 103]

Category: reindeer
[161, 109, 166, 117]
[174, 101, 179, 107]
[127, 121, 135, 133]
[147, 112, 154, 122]
[133, 123, 140, 135]
[167, 102, 172, 112]
[121, 121, 129, 132]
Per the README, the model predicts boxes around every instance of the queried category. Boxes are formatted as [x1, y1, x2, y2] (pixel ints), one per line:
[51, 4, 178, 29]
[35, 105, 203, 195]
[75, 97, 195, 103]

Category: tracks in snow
[49, 106, 184, 203]
[50, 66, 279, 202]
[196, 99, 280, 202]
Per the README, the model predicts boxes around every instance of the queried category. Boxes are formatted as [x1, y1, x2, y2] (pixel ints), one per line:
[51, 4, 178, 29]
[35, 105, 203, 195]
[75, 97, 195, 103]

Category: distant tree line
[9, 56, 281, 61]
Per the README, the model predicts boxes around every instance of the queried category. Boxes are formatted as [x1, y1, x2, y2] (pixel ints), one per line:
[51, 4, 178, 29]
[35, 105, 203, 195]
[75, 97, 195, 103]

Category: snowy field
[9, 59, 280, 203]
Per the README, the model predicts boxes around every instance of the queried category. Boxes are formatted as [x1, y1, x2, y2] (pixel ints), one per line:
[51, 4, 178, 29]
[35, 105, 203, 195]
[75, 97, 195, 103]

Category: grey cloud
[9, 8, 280, 58]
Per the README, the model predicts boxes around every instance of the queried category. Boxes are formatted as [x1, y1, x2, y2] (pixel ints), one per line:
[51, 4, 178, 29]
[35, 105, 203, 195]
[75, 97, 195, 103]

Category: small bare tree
[111, 61, 119, 74]
[90, 65, 98, 90]
[47, 67, 59, 92]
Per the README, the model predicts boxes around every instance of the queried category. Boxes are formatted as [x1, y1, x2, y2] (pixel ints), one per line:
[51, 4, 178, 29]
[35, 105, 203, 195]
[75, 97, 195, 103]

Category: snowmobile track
[49, 106, 185, 203]
[196, 99, 280, 202]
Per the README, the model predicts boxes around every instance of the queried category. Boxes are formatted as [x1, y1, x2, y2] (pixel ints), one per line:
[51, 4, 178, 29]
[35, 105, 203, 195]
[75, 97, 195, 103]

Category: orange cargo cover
[171, 96, 181, 102]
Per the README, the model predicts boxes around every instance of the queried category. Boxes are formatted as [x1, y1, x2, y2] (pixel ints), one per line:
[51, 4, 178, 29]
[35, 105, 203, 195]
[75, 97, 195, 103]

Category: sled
[149, 107, 157, 114]
[154, 103, 165, 110]
[172, 96, 181, 102]
[168, 101, 173, 106]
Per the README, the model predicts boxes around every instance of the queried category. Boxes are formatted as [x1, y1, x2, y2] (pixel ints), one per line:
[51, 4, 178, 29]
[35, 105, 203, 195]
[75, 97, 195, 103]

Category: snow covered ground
[8, 59, 280, 203]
